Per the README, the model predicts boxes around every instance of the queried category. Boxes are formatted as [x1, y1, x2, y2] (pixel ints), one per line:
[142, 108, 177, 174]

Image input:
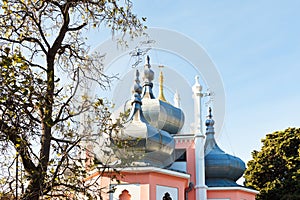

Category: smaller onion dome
[141, 57, 185, 134]
[204, 108, 246, 187]
[113, 69, 175, 167]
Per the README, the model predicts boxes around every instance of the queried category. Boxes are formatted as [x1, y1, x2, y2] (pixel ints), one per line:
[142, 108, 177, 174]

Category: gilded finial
[158, 66, 167, 102]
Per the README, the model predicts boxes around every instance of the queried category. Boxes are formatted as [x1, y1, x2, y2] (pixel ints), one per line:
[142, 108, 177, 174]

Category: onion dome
[204, 108, 246, 187]
[115, 69, 175, 167]
[141, 57, 185, 135]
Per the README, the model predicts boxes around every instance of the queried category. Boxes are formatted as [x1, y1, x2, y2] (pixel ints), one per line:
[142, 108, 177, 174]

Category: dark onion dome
[141, 57, 185, 135]
[113, 69, 175, 168]
[204, 108, 246, 187]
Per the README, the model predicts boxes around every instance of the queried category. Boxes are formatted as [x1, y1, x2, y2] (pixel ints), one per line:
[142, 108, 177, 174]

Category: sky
[87, 1, 300, 164]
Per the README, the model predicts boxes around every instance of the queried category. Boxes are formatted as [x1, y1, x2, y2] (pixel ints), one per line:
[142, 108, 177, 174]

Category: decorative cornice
[174, 134, 195, 144]
[207, 187, 259, 194]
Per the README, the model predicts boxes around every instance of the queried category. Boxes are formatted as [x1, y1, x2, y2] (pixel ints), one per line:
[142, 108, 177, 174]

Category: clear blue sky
[88, 1, 300, 163]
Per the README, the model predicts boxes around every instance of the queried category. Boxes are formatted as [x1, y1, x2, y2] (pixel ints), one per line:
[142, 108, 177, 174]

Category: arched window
[163, 192, 172, 200]
[119, 189, 131, 200]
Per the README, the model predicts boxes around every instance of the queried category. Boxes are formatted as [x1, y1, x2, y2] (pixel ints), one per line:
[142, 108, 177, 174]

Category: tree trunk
[22, 58, 55, 199]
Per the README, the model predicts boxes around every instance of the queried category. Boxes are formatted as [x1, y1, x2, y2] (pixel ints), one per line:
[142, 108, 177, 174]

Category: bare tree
[0, 0, 145, 199]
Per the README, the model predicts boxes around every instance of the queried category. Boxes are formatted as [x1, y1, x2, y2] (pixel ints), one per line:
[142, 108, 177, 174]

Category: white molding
[173, 134, 194, 139]
[208, 199, 230, 200]
[207, 187, 259, 194]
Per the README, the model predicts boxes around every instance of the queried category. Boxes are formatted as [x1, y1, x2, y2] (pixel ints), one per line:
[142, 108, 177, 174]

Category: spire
[127, 69, 144, 122]
[144, 55, 154, 82]
[174, 90, 181, 108]
[192, 75, 203, 136]
[208, 107, 212, 116]
[205, 107, 215, 134]
[133, 69, 142, 95]
[204, 107, 217, 152]
[158, 66, 167, 102]
[142, 56, 155, 99]
[192, 75, 202, 94]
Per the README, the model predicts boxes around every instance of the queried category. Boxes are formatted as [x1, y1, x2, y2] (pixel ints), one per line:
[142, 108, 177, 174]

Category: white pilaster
[192, 75, 207, 200]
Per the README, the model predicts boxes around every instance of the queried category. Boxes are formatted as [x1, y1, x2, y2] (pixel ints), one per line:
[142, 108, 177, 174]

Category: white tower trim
[192, 75, 207, 200]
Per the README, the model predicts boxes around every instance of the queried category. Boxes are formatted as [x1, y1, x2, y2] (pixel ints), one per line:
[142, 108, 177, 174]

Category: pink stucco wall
[175, 138, 196, 199]
[90, 170, 189, 200]
[121, 171, 188, 200]
[85, 137, 257, 200]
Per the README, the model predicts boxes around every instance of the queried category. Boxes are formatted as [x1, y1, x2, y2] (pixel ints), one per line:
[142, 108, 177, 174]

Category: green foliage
[0, 0, 145, 199]
[244, 127, 300, 200]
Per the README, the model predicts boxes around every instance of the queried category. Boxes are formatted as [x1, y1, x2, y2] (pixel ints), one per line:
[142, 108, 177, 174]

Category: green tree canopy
[244, 127, 300, 200]
[0, 0, 145, 199]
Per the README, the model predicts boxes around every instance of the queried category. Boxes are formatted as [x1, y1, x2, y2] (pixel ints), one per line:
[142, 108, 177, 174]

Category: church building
[85, 56, 258, 200]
